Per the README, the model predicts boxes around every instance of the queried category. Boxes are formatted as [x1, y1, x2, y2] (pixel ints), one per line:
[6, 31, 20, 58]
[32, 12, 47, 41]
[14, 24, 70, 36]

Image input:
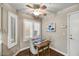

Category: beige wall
[42, 12, 56, 47]
[2, 4, 20, 56]
[1, 3, 41, 56]
[42, 4, 79, 54]
[0, 4, 2, 34]
[18, 13, 32, 50]
[1, 4, 31, 56]
[0, 5, 1, 31]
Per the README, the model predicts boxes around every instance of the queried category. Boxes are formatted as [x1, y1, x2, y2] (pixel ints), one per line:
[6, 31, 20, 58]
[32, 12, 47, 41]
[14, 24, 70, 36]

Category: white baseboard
[13, 47, 30, 56]
[50, 47, 67, 56]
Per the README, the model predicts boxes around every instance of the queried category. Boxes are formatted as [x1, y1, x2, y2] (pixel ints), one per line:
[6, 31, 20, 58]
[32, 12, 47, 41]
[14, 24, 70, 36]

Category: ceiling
[9, 3, 77, 14]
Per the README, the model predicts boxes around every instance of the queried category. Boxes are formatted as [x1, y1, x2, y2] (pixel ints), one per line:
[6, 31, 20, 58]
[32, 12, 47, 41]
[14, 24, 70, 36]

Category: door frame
[67, 11, 79, 56]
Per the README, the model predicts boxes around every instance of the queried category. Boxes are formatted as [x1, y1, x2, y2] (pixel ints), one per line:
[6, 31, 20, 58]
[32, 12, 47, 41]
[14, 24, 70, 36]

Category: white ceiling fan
[26, 3, 47, 16]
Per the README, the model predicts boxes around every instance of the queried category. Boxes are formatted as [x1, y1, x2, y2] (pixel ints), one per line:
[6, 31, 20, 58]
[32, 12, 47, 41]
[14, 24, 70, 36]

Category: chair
[34, 40, 50, 56]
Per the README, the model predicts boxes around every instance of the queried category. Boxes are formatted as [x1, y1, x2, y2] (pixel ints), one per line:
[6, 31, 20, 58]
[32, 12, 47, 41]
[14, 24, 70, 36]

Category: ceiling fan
[26, 3, 47, 16]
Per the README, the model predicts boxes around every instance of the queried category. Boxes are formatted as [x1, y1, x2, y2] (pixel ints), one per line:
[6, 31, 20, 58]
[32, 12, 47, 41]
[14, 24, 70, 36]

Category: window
[11, 17, 16, 43]
[8, 12, 17, 48]
[23, 20, 33, 41]
[23, 19, 41, 41]
[34, 22, 40, 36]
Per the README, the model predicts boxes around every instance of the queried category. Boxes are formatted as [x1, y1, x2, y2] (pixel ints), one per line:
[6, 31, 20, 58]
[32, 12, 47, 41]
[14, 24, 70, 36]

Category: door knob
[69, 37, 73, 40]
[69, 38, 72, 39]
[70, 35, 72, 36]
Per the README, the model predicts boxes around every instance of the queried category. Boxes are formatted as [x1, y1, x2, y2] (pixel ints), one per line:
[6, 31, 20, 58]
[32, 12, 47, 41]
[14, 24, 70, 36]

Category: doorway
[67, 11, 79, 56]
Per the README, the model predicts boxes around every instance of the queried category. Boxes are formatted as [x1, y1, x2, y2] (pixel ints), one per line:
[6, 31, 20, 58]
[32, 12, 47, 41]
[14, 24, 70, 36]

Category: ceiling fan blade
[26, 4, 34, 8]
[40, 4, 47, 9]
[26, 3, 41, 9]
[26, 5, 33, 8]
[33, 4, 40, 9]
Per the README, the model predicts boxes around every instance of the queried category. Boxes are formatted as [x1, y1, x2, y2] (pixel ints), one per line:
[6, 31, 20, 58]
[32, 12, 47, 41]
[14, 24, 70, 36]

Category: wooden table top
[35, 40, 50, 48]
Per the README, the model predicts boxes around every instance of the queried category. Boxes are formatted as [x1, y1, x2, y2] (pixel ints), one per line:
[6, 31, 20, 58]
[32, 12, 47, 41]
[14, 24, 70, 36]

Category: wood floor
[16, 48, 64, 56]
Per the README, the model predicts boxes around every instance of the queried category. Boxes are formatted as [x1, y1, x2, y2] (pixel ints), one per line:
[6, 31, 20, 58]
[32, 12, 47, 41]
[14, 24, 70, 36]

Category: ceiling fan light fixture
[32, 9, 41, 16]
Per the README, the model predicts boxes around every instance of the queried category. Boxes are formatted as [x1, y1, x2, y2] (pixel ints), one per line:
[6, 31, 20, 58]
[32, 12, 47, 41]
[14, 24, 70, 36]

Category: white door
[68, 12, 79, 56]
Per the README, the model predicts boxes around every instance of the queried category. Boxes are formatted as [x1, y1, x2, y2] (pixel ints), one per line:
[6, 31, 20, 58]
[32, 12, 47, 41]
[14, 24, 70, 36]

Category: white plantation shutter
[23, 20, 41, 41]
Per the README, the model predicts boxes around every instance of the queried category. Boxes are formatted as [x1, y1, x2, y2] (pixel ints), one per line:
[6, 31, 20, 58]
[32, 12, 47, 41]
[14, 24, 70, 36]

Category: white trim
[13, 47, 30, 56]
[50, 47, 67, 56]
[67, 12, 70, 56]
[67, 11, 79, 56]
